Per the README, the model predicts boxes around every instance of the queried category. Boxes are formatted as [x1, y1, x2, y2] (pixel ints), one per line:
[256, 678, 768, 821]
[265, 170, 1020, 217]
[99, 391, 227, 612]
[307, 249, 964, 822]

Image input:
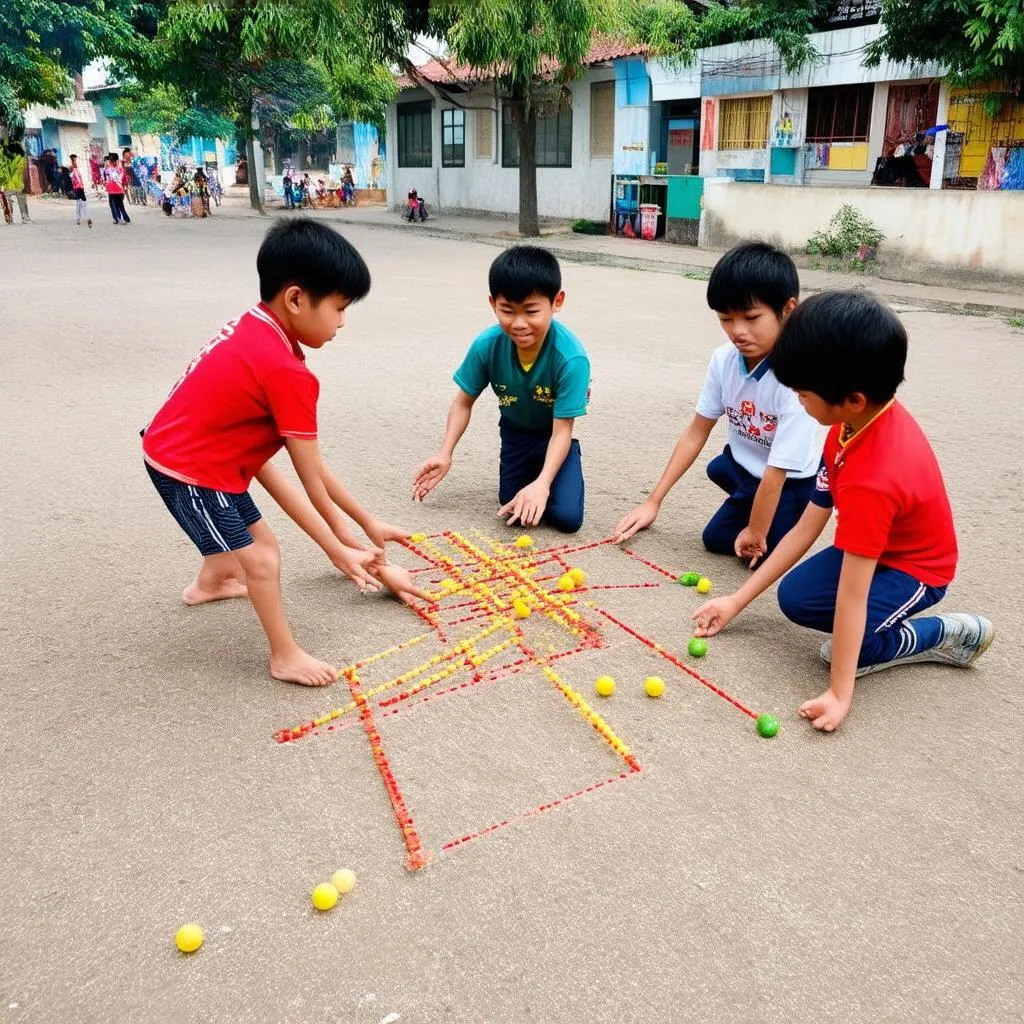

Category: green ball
[687, 637, 708, 658]
[678, 572, 700, 587]
[756, 713, 779, 738]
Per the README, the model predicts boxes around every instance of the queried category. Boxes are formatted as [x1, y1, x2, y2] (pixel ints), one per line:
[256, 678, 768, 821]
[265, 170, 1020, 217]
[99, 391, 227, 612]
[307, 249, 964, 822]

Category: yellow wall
[947, 87, 1024, 178]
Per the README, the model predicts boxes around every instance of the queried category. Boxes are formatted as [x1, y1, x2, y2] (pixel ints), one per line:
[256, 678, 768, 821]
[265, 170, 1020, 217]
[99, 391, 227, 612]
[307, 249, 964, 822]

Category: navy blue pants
[778, 546, 946, 667]
[498, 418, 584, 533]
[703, 446, 815, 557]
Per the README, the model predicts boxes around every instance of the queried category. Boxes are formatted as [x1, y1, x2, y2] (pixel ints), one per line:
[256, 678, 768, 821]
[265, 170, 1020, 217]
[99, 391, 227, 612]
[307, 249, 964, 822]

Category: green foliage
[1009, 316, 1024, 330]
[115, 82, 235, 141]
[0, 149, 26, 190]
[0, 0, 157, 138]
[807, 205, 885, 257]
[867, 0, 1024, 87]
[571, 217, 609, 234]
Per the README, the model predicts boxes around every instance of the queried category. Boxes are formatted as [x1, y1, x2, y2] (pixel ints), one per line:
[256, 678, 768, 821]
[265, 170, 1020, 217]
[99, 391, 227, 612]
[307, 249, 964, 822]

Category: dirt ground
[2, 195, 1022, 1024]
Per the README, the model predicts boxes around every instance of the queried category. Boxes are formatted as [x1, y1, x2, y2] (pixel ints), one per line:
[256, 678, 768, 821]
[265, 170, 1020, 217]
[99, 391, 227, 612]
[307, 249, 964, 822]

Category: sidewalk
[326, 202, 1024, 318]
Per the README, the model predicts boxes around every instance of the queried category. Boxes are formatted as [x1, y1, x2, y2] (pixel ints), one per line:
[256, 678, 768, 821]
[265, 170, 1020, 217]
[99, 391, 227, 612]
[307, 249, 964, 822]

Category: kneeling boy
[413, 246, 590, 532]
[693, 291, 994, 731]
[614, 243, 822, 567]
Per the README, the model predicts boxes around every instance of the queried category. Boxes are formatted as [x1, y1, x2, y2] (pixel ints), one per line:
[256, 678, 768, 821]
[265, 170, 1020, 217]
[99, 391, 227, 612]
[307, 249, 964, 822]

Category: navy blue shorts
[146, 462, 261, 556]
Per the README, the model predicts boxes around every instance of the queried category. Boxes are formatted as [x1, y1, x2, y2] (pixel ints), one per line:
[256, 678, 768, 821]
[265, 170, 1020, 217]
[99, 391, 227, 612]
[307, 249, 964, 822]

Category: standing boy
[143, 218, 426, 687]
[693, 291, 994, 731]
[614, 243, 821, 567]
[102, 154, 130, 225]
[413, 246, 590, 532]
[69, 154, 91, 227]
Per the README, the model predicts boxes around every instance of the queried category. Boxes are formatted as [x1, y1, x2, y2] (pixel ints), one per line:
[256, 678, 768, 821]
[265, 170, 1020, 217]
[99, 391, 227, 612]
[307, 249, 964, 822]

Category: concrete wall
[387, 68, 615, 220]
[700, 179, 1024, 287]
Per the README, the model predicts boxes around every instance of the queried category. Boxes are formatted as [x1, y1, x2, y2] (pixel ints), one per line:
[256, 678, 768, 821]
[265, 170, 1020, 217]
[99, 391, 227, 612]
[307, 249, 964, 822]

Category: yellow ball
[595, 675, 616, 697]
[568, 567, 586, 586]
[644, 676, 666, 698]
[312, 882, 339, 911]
[696, 577, 712, 594]
[410, 532, 427, 542]
[440, 578, 457, 591]
[514, 535, 533, 549]
[512, 599, 531, 619]
[557, 574, 576, 592]
[331, 868, 356, 894]
[175, 923, 204, 953]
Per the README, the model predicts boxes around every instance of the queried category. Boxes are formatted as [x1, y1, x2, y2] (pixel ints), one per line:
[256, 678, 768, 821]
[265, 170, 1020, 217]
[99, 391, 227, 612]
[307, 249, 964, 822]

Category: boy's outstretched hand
[498, 480, 549, 527]
[366, 519, 412, 550]
[692, 595, 741, 637]
[614, 499, 659, 543]
[331, 545, 381, 592]
[370, 563, 433, 607]
[412, 454, 451, 502]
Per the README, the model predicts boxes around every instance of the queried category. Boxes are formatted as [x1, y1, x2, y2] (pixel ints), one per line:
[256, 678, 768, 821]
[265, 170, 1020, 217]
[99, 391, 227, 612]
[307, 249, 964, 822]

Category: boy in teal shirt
[413, 246, 590, 532]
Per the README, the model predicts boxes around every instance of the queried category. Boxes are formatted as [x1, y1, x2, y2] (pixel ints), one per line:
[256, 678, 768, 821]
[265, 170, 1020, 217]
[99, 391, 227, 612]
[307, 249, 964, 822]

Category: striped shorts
[146, 462, 261, 556]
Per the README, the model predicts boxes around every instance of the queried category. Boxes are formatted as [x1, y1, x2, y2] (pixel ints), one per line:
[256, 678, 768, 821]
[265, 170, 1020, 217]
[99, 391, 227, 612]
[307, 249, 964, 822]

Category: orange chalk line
[439, 769, 642, 854]
[595, 607, 757, 719]
[345, 668, 428, 871]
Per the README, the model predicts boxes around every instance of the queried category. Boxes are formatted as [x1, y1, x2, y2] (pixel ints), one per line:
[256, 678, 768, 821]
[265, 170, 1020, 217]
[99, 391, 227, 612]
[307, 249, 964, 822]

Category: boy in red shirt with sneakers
[693, 291, 993, 732]
[143, 218, 426, 687]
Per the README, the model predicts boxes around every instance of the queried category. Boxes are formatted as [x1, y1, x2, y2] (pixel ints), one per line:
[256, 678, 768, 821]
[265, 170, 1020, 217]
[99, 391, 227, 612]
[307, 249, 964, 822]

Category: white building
[386, 41, 646, 220]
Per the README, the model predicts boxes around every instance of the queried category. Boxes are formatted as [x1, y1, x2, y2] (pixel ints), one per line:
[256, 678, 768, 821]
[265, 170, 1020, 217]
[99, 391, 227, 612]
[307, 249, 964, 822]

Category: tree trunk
[246, 103, 266, 214]
[514, 104, 539, 237]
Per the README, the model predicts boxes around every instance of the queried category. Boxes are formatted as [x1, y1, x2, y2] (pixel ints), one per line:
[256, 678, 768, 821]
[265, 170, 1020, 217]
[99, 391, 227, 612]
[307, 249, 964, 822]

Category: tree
[0, 0, 155, 140]
[120, 0, 408, 211]
[867, 0, 1024, 103]
[429, 0, 612, 237]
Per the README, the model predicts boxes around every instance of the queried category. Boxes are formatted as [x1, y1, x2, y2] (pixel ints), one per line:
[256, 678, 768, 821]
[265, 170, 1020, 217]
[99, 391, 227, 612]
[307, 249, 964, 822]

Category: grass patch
[571, 218, 608, 236]
[1009, 316, 1024, 329]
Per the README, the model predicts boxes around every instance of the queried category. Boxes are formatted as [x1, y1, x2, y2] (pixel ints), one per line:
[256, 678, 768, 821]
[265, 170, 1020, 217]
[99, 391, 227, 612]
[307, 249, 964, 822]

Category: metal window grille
[502, 102, 573, 168]
[442, 109, 465, 168]
[397, 101, 432, 168]
[718, 96, 771, 150]
[806, 84, 873, 143]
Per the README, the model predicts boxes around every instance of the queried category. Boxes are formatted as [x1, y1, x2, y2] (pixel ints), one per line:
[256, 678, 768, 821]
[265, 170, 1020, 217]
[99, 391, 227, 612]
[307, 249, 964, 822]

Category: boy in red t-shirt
[693, 291, 993, 732]
[143, 218, 427, 687]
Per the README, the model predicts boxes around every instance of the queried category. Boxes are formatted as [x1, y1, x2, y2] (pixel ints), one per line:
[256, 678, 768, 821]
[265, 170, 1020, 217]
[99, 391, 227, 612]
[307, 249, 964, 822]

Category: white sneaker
[819, 614, 994, 677]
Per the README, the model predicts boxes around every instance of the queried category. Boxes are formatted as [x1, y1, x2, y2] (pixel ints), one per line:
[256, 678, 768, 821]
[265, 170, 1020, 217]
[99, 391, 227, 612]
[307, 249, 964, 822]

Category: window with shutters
[502, 101, 573, 168]
[590, 81, 614, 158]
[475, 108, 493, 160]
[397, 101, 432, 167]
[718, 96, 772, 150]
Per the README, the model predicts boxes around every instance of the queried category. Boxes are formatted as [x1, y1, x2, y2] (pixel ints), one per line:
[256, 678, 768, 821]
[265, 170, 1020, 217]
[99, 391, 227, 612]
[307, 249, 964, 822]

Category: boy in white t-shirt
[614, 243, 822, 567]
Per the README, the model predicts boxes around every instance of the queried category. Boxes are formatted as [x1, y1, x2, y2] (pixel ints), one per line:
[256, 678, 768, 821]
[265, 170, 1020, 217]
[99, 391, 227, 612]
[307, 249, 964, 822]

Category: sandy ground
[2, 195, 1022, 1024]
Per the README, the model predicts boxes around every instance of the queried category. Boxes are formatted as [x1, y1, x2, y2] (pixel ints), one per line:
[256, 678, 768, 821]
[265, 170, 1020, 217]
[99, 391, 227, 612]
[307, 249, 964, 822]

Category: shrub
[571, 218, 608, 235]
[807, 204, 885, 257]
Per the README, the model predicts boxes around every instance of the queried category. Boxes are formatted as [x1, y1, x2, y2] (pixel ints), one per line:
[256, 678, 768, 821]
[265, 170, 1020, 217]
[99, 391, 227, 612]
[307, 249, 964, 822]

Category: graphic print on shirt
[495, 383, 517, 408]
[164, 316, 242, 402]
[725, 400, 778, 449]
[815, 464, 830, 494]
[533, 385, 554, 407]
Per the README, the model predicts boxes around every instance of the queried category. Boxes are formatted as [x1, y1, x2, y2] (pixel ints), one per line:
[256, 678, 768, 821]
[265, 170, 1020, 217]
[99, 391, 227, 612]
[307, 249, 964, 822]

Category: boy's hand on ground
[798, 686, 851, 732]
[614, 500, 659, 543]
[369, 563, 432, 607]
[412, 455, 451, 502]
[498, 481, 549, 527]
[331, 545, 381, 592]
[734, 526, 768, 568]
[692, 595, 740, 637]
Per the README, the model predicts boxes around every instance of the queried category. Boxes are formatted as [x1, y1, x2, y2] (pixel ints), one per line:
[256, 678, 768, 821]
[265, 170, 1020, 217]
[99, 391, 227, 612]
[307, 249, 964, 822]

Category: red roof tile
[397, 37, 647, 90]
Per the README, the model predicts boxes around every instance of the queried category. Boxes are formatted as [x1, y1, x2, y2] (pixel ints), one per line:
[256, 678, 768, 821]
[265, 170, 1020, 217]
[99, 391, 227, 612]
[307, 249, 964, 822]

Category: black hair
[70, 153, 77, 160]
[706, 241, 800, 317]
[256, 217, 371, 304]
[773, 290, 907, 405]
[489, 245, 562, 303]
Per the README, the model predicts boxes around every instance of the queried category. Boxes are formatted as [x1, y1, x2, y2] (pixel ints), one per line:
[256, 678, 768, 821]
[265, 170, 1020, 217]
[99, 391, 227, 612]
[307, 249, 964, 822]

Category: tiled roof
[397, 37, 647, 90]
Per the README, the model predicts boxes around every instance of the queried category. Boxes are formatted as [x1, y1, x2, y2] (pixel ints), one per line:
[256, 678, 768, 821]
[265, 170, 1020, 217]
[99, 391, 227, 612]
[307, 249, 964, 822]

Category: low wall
[700, 180, 1024, 290]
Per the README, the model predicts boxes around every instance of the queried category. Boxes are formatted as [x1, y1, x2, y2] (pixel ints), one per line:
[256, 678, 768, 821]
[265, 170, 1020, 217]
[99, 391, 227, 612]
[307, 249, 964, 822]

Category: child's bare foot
[182, 578, 248, 605]
[798, 687, 851, 732]
[270, 648, 337, 687]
